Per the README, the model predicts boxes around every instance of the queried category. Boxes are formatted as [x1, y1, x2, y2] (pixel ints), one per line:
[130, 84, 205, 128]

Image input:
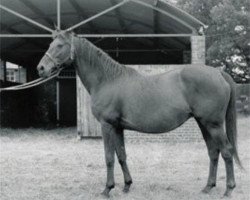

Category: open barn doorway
[57, 69, 76, 126]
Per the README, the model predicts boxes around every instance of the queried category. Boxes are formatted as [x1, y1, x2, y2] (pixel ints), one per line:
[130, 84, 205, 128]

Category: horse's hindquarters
[180, 66, 230, 122]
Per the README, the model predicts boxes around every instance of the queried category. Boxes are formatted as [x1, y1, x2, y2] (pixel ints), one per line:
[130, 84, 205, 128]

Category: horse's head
[37, 30, 74, 77]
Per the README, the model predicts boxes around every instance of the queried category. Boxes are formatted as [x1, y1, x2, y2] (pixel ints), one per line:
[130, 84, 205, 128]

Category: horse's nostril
[40, 65, 44, 71]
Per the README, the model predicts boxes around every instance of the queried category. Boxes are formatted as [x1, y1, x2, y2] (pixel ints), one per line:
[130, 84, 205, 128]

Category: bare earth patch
[0, 117, 249, 200]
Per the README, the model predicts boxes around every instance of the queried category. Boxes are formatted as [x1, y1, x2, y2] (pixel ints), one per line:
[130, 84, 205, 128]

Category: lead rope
[0, 68, 63, 92]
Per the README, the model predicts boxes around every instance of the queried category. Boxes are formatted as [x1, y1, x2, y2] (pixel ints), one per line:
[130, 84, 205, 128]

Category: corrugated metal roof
[0, 0, 205, 67]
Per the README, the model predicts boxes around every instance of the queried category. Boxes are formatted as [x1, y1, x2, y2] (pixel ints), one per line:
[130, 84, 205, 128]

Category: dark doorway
[58, 78, 76, 126]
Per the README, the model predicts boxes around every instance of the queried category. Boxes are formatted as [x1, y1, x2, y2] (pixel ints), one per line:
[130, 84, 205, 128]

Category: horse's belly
[120, 110, 190, 133]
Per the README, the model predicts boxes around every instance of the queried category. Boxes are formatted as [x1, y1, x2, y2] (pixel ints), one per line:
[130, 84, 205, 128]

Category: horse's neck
[74, 37, 134, 94]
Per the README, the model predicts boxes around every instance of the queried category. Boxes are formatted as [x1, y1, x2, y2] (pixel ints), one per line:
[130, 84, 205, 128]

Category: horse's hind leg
[113, 128, 133, 193]
[196, 120, 220, 193]
[205, 123, 236, 197]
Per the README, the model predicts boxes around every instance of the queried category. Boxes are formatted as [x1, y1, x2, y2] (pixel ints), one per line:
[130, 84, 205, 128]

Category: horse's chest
[91, 96, 121, 126]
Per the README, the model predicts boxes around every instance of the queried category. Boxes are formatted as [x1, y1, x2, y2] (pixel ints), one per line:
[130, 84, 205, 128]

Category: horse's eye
[57, 44, 63, 48]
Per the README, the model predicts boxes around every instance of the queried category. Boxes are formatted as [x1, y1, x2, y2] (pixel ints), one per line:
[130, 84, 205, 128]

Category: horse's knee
[117, 150, 127, 165]
[118, 159, 125, 165]
[208, 149, 219, 163]
[210, 156, 219, 164]
[106, 154, 114, 168]
[118, 154, 126, 165]
[106, 160, 114, 168]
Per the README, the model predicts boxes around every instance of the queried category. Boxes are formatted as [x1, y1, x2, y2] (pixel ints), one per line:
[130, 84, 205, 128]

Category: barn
[0, 0, 205, 139]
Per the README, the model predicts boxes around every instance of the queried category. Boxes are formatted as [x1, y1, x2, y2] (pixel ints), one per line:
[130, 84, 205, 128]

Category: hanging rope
[0, 68, 63, 92]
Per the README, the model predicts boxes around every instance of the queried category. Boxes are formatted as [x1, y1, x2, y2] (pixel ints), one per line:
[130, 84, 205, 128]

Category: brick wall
[191, 36, 205, 64]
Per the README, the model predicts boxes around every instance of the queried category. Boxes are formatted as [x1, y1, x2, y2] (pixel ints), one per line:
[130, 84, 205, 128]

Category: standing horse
[37, 31, 242, 197]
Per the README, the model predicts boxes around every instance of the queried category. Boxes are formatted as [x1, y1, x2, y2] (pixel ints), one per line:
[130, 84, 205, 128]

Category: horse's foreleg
[101, 123, 116, 197]
[113, 129, 133, 193]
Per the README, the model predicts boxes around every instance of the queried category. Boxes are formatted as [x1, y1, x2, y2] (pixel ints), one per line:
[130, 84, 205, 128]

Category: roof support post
[57, 0, 61, 30]
[153, 0, 159, 48]
[0, 34, 52, 38]
[0, 5, 54, 33]
[0, 33, 195, 38]
[66, 0, 130, 31]
[77, 33, 195, 38]
[0, 23, 49, 51]
[3, 60, 7, 83]
[56, 80, 60, 123]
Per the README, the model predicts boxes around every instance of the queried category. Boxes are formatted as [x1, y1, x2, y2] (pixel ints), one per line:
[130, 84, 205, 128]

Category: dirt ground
[0, 117, 249, 200]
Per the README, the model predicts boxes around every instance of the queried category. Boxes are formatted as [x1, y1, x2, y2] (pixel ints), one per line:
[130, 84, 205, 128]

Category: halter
[45, 52, 60, 67]
[44, 34, 75, 70]
[0, 34, 75, 92]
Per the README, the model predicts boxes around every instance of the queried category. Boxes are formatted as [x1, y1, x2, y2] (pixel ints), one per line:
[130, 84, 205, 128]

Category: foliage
[177, 0, 250, 83]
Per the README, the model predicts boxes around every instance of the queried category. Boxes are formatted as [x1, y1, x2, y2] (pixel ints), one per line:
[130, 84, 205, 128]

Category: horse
[37, 30, 242, 198]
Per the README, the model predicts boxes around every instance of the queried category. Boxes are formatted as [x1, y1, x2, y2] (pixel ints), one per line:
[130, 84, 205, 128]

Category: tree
[177, 0, 250, 83]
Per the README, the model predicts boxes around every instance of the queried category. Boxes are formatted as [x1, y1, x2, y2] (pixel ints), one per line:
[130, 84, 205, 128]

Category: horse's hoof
[223, 189, 233, 198]
[201, 185, 214, 194]
[101, 190, 110, 198]
[123, 186, 130, 193]
[223, 184, 235, 198]
[123, 181, 132, 193]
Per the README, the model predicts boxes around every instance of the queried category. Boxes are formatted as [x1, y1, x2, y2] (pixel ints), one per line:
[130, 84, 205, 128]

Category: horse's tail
[221, 71, 243, 169]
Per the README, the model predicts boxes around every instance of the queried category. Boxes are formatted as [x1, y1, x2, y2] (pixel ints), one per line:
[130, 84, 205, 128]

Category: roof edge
[159, 0, 206, 27]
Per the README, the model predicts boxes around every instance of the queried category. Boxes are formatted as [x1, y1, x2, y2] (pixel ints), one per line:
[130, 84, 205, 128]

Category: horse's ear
[65, 29, 76, 38]
[52, 30, 59, 39]
[65, 29, 73, 34]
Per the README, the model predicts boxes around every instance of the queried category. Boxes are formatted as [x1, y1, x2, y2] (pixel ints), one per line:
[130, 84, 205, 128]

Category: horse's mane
[75, 36, 137, 80]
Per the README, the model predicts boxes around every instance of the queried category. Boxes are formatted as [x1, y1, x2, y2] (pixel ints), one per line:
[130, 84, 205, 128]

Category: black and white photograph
[0, 0, 249, 199]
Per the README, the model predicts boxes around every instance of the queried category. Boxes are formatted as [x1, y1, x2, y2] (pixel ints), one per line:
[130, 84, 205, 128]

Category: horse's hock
[77, 64, 203, 142]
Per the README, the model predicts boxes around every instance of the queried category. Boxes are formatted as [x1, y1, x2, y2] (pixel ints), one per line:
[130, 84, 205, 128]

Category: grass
[0, 117, 250, 200]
